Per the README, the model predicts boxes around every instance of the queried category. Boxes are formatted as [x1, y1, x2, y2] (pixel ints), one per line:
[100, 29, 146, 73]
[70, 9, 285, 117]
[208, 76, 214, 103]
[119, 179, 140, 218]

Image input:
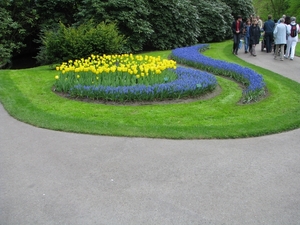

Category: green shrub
[75, 0, 153, 52]
[144, 0, 200, 50]
[76, 0, 234, 51]
[36, 20, 126, 65]
[191, 0, 233, 43]
[0, 7, 25, 68]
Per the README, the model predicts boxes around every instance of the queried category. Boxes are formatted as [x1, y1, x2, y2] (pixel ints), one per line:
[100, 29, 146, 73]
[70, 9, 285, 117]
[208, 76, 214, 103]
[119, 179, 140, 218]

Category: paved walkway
[237, 41, 300, 83]
[1, 44, 300, 225]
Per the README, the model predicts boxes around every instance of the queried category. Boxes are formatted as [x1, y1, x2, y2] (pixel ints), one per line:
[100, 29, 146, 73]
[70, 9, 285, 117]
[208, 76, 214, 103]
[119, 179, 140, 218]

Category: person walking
[285, 17, 299, 60]
[273, 18, 287, 61]
[283, 16, 291, 55]
[231, 15, 244, 55]
[263, 15, 275, 53]
[244, 19, 251, 53]
[249, 18, 261, 56]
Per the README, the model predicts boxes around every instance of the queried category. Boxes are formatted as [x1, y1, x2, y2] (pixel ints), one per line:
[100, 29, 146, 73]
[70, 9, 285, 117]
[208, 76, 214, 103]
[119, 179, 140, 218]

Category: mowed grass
[0, 40, 300, 139]
[296, 41, 300, 56]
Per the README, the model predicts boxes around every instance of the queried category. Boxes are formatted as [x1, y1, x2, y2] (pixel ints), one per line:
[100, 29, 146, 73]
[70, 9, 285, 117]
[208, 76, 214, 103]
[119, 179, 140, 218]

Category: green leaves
[192, 0, 234, 43]
[36, 20, 126, 65]
[0, 7, 25, 67]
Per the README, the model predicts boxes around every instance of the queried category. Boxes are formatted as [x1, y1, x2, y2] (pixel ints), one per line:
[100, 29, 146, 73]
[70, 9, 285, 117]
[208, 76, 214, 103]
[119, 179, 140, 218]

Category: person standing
[278, 15, 286, 24]
[286, 17, 299, 60]
[273, 18, 287, 61]
[263, 15, 275, 53]
[257, 16, 263, 30]
[249, 19, 261, 56]
[244, 19, 251, 53]
[231, 15, 244, 55]
[283, 16, 291, 55]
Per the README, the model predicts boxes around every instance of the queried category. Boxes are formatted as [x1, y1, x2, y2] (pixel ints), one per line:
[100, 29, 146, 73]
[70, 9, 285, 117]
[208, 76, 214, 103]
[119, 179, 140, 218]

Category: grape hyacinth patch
[69, 67, 217, 102]
[171, 44, 266, 103]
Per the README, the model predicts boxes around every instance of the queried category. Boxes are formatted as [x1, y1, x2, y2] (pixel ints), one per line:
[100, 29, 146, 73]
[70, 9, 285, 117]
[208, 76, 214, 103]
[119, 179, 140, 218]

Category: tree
[191, 0, 233, 43]
[0, 5, 26, 67]
[220, 0, 254, 20]
[35, 0, 82, 29]
[252, 0, 289, 21]
[76, 0, 153, 52]
[145, 0, 200, 50]
[287, 0, 300, 20]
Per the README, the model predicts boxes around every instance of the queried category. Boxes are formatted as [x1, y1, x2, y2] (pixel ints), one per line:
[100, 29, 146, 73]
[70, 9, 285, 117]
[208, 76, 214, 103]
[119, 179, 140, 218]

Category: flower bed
[170, 44, 266, 103]
[54, 54, 217, 102]
[69, 67, 217, 101]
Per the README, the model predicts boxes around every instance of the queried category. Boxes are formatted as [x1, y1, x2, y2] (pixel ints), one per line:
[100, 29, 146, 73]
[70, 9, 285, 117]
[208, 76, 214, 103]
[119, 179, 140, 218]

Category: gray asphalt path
[237, 41, 300, 83]
[1, 47, 300, 224]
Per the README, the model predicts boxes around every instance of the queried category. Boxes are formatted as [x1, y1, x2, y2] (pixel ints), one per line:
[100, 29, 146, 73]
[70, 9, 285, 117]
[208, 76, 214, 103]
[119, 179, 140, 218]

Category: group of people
[232, 15, 262, 56]
[232, 14, 299, 61]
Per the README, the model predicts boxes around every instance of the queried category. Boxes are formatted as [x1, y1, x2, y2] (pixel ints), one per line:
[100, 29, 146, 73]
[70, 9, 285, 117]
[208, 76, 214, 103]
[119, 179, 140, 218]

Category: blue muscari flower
[70, 44, 265, 102]
[171, 44, 266, 94]
[71, 67, 217, 100]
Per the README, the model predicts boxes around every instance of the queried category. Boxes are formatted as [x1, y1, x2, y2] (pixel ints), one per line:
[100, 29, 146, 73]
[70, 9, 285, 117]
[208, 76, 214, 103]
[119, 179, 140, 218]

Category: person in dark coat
[263, 15, 275, 53]
[249, 18, 261, 56]
[231, 15, 244, 55]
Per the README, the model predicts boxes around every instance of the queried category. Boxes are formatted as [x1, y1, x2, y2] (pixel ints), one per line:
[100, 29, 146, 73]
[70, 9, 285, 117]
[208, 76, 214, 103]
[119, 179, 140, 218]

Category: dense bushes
[221, 0, 254, 20]
[143, 0, 200, 50]
[1, 0, 258, 65]
[0, 7, 25, 68]
[77, 0, 234, 51]
[36, 20, 126, 65]
[192, 0, 233, 43]
[76, 0, 153, 52]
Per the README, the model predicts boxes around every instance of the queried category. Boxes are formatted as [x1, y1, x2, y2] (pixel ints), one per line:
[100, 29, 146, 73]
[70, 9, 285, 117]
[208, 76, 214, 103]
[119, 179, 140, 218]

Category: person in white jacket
[285, 17, 299, 60]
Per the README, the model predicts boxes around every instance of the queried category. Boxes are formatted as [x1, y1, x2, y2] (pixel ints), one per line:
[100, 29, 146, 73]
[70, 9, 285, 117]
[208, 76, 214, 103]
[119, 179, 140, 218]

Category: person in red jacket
[231, 15, 244, 55]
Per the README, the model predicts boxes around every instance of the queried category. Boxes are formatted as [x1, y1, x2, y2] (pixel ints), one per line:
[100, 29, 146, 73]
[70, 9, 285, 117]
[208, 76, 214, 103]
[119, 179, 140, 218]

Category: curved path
[1, 44, 300, 224]
[238, 41, 300, 83]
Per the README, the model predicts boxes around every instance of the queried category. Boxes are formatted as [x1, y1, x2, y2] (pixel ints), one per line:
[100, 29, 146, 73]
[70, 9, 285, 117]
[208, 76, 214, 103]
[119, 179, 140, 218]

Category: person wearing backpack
[285, 17, 299, 60]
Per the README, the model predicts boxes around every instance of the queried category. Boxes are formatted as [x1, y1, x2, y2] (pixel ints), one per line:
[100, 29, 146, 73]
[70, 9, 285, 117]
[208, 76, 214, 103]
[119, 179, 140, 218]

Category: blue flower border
[170, 44, 266, 102]
[70, 67, 217, 101]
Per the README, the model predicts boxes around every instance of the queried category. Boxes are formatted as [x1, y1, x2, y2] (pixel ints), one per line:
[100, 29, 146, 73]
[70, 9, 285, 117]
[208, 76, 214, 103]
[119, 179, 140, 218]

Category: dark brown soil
[53, 85, 222, 106]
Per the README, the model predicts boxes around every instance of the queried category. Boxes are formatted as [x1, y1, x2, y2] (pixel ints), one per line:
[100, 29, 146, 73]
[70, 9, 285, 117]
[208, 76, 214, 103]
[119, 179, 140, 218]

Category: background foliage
[76, 0, 153, 52]
[220, 0, 254, 20]
[3, 0, 298, 66]
[0, 7, 25, 67]
[192, 0, 233, 43]
[253, 0, 294, 21]
[37, 20, 126, 65]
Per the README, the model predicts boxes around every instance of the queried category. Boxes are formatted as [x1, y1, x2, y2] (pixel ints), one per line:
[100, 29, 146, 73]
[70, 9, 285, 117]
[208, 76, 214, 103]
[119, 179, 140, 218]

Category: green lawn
[296, 41, 300, 56]
[0, 40, 300, 139]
